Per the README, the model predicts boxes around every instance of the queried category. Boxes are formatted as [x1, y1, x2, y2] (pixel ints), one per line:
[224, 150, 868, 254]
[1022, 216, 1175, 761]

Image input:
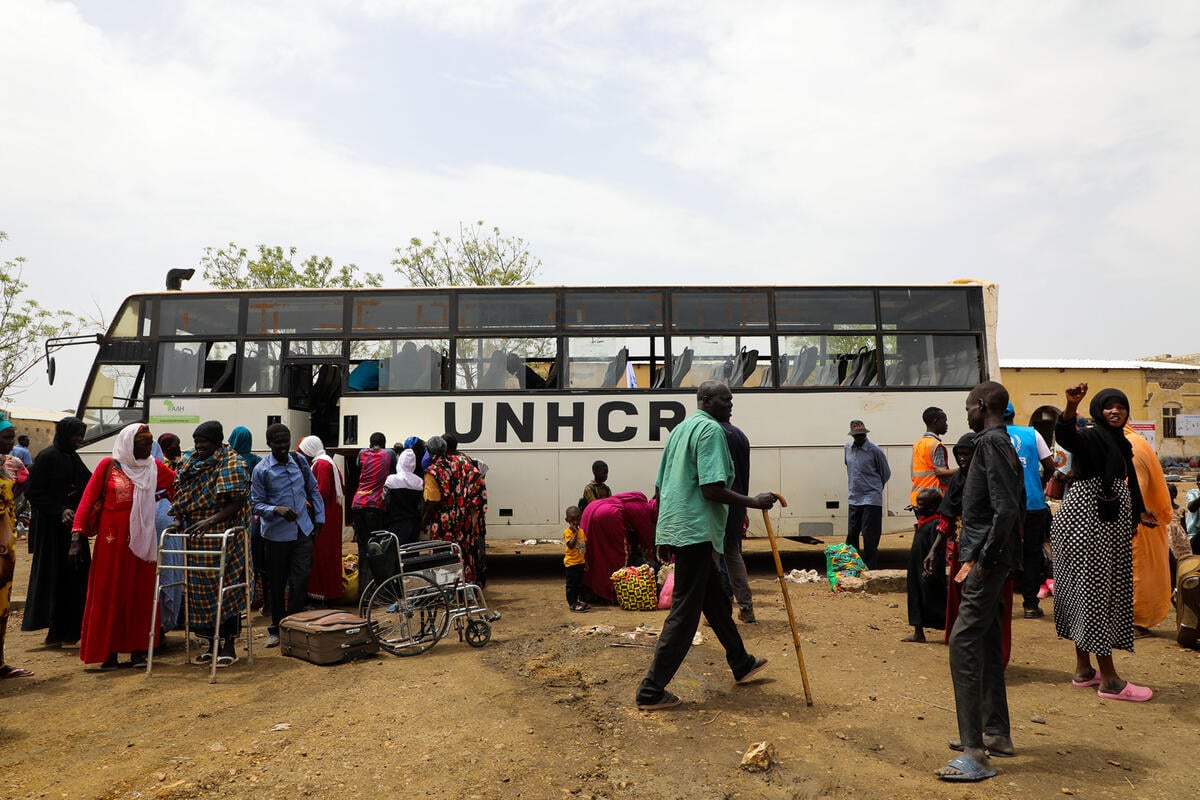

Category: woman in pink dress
[580, 492, 658, 604]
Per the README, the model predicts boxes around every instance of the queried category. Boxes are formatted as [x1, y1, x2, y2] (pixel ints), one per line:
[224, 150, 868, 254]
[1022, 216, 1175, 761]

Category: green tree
[199, 243, 383, 289]
[392, 221, 541, 287]
[393, 222, 544, 389]
[0, 231, 85, 402]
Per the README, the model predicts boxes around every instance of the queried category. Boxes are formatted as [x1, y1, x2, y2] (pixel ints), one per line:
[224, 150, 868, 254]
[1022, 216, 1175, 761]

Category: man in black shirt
[937, 381, 1023, 783]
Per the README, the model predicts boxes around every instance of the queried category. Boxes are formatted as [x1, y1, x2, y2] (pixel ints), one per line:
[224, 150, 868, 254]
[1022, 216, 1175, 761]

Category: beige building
[1000, 359, 1200, 460]
[2, 405, 74, 457]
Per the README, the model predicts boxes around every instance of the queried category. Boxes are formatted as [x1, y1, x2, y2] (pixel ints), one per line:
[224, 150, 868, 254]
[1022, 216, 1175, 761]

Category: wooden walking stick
[761, 493, 814, 706]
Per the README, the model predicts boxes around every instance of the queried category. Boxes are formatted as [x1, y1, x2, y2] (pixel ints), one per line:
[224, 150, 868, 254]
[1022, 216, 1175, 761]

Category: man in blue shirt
[12, 434, 32, 467]
[844, 419, 892, 569]
[251, 423, 325, 648]
[1003, 403, 1055, 618]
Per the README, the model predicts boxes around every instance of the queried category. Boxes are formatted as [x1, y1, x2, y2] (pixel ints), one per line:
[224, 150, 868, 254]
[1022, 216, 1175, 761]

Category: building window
[1163, 404, 1180, 438]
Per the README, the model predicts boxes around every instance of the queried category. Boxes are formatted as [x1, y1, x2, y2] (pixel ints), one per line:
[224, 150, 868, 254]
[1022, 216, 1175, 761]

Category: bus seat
[714, 356, 734, 384]
[479, 349, 508, 389]
[730, 347, 758, 388]
[813, 358, 838, 386]
[600, 347, 629, 388]
[788, 346, 818, 386]
[759, 362, 774, 387]
[652, 363, 667, 389]
[775, 354, 790, 385]
[856, 350, 879, 386]
[672, 347, 693, 387]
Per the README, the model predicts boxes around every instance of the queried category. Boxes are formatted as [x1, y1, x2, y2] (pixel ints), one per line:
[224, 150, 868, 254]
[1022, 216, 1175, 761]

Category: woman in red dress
[70, 424, 174, 670]
[298, 435, 344, 602]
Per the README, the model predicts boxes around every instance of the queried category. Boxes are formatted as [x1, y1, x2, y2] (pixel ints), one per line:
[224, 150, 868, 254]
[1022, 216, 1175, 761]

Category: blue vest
[1007, 425, 1046, 512]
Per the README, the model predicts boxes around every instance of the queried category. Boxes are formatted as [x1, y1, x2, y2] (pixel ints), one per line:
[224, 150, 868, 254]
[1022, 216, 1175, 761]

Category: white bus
[63, 281, 998, 540]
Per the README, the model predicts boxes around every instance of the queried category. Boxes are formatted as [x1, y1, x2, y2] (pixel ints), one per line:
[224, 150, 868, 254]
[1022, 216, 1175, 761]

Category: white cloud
[3, 0, 1200, 408]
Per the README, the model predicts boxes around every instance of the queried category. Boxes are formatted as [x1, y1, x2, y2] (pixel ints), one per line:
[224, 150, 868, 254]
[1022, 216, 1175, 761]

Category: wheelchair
[359, 531, 494, 656]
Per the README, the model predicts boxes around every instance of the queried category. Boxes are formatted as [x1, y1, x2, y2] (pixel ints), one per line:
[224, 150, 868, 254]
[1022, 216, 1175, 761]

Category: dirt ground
[3, 533, 1199, 800]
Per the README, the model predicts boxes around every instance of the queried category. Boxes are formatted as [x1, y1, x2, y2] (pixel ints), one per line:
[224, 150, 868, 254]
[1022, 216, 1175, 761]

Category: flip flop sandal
[195, 652, 214, 664]
[1071, 674, 1102, 688]
[215, 654, 239, 668]
[1097, 682, 1152, 702]
[936, 755, 998, 782]
[0, 666, 34, 679]
[948, 739, 1015, 758]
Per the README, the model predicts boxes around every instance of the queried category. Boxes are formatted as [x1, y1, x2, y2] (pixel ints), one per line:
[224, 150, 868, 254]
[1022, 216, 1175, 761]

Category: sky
[2, 0, 1198, 411]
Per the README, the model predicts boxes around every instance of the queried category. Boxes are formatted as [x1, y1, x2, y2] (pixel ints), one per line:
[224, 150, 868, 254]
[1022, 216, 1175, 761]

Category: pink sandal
[1097, 682, 1152, 702]
[1070, 674, 1101, 688]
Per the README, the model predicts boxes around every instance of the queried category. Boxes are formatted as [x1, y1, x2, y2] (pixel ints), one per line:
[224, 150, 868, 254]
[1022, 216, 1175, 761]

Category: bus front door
[282, 361, 343, 446]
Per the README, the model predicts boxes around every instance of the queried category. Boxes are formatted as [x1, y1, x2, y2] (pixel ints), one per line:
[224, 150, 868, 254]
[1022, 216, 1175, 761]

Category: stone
[863, 569, 908, 594]
[740, 741, 776, 772]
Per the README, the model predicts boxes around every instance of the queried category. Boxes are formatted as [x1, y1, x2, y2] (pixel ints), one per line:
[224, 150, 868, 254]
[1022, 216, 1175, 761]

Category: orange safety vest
[910, 434, 947, 505]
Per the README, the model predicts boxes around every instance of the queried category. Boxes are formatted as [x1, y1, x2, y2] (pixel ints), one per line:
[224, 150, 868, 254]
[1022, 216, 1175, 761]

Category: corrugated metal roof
[1000, 358, 1200, 371]
[1, 405, 76, 422]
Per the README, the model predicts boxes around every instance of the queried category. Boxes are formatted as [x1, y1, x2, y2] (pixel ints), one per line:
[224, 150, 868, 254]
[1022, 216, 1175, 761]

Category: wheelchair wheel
[365, 573, 450, 656]
[464, 619, 491, 648]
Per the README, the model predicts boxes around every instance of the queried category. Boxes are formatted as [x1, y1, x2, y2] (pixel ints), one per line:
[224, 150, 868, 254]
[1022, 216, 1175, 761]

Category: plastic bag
[824, 543, 866, 590]
[657, 571, 675, 609]
[342, 554, 360, 603]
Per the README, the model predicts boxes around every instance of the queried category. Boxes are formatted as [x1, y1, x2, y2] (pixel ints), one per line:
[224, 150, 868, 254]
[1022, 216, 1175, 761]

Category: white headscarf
[113, 423, 160, 562]
[385, 448, 423, 492]
[298, 435, 343, 504]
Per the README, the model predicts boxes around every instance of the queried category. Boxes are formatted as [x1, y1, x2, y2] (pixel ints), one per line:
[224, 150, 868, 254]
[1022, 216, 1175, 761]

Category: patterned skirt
[178, 516, 248, 631]
[1050, 477, 1134, 656]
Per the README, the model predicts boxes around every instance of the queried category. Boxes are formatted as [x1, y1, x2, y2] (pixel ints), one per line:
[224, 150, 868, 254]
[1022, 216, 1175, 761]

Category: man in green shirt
[635, 380, 777, 710]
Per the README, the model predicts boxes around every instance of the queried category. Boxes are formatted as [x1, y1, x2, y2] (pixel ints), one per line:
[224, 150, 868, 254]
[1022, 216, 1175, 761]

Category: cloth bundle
[611, 564, 659, 611]
[823, 543, 866, 590]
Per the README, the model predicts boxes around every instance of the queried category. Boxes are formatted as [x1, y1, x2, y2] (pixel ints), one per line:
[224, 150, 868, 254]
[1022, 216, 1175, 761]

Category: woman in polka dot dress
[1051, 384, 1156, 702]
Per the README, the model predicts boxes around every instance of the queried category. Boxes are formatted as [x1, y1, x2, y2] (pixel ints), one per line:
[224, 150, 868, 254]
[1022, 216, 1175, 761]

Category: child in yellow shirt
[563, 505, 589, 612]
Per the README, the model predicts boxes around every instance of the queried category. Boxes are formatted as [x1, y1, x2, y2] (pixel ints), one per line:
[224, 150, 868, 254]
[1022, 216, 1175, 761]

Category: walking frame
[146, 525, 254, 684]
[760, 494, 815, 706]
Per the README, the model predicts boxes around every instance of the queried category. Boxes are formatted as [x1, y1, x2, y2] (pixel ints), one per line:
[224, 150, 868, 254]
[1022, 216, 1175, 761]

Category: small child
[579, 460, 612, 511]
[903, 487, 947, 643]
[563, 506, 590, 612]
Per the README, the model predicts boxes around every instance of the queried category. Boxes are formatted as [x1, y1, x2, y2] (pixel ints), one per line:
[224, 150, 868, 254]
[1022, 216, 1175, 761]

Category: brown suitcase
[280, 609, 379, 665]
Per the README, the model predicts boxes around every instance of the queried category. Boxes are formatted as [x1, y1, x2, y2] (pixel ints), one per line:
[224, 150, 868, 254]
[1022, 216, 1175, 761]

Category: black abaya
[21, 440, 91, 641]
